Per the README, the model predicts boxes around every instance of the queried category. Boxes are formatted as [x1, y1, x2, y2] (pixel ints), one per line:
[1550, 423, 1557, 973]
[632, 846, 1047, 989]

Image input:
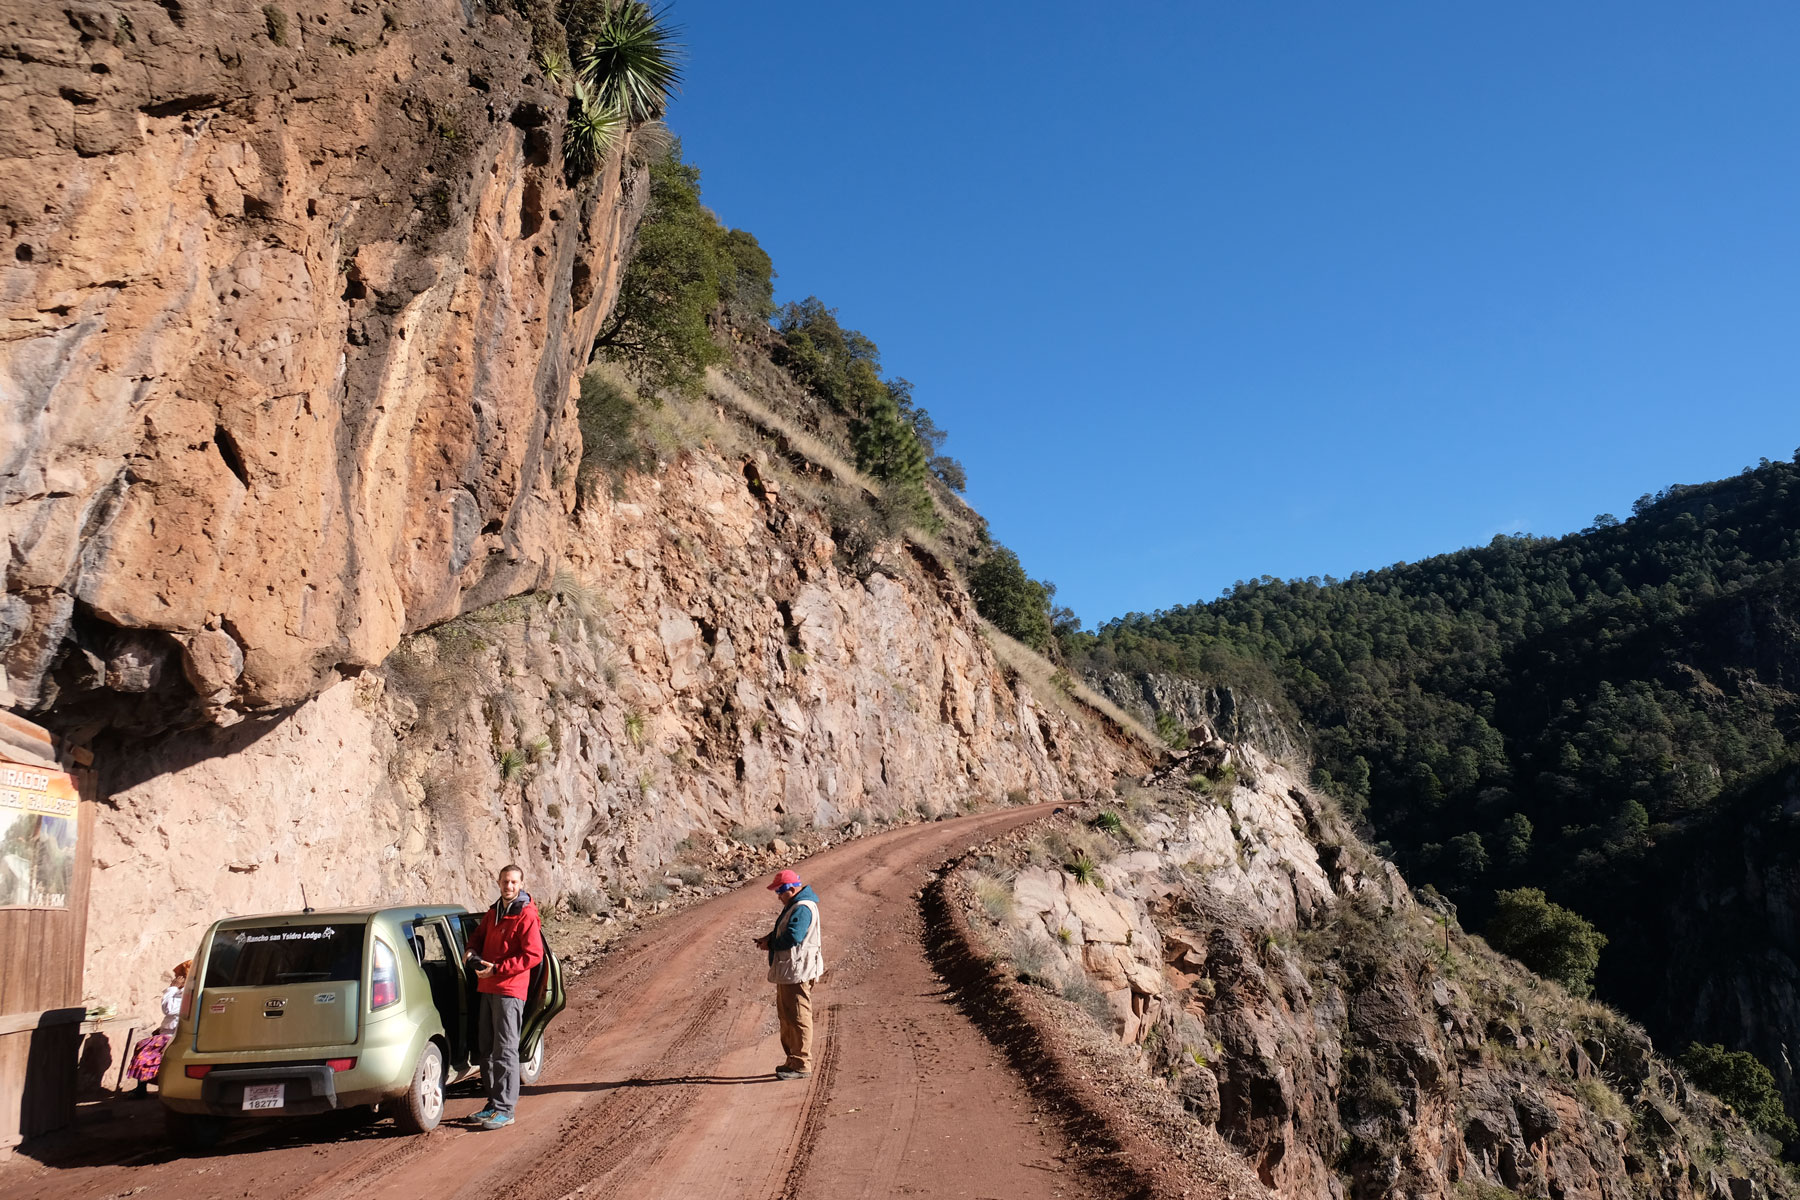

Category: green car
[158, 905, 565, 1144]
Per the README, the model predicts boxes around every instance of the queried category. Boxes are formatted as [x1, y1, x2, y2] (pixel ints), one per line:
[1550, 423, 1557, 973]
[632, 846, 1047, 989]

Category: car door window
[455, 913, 483, 957]
[416, 921, 454, 965]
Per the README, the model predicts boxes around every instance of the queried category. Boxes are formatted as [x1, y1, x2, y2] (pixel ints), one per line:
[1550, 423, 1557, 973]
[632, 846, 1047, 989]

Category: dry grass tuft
[979, 621, 1161, 750]
[707, 368, 881, 498]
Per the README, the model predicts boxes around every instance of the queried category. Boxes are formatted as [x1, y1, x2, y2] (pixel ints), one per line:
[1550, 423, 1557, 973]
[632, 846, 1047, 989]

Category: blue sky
[661, 2, 1800, 625]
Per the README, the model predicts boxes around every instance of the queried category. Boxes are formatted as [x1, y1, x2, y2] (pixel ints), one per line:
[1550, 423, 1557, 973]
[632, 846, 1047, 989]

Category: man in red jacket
[465, 864, 544, 1130]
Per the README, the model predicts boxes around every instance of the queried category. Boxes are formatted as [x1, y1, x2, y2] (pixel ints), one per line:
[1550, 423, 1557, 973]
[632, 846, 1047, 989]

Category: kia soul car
[158, 905, 564, 1143]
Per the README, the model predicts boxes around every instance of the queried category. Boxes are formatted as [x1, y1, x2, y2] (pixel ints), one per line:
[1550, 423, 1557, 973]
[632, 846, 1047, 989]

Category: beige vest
[768, 898, 824, 985]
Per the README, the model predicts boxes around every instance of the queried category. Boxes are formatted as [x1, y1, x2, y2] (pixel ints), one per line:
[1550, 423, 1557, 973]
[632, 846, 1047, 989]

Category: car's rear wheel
[164, 1108, 226, 1151]
[520, 1031, 547, 1086]
[393, 1041, 444, 1134]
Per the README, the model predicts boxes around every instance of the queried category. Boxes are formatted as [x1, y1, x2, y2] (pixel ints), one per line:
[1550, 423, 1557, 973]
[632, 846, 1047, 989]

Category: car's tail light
[370, 939, 400, 1010]
[326, 1058, 357, 1072]
[185, 1065, 212, 1079]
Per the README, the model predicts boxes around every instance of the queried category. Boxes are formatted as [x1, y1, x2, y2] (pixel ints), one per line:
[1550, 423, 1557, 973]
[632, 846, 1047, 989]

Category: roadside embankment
[940, 732, 1797, 1200]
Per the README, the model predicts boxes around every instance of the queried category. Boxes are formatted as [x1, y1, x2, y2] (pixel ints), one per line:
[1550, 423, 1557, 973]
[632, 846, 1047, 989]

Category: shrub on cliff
[1678, 1042, 1798, 1148]
[595, 146, 773, 395]
[970, 546, 1055, 653]
[1485, 887, 1607, 996]
[775, 299, 937, 526]
[577, 370, 644, 487]
[568, 0, 682, 122]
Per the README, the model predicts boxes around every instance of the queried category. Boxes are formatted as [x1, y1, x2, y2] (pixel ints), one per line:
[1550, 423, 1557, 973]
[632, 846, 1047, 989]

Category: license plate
[242, 1083, 285, 1111]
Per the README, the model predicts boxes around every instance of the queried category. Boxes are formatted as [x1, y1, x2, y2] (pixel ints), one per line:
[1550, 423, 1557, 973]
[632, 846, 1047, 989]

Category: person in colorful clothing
[465, 864, 544, 1130]
[754, 869, 824, 1080]
[126, 960, 190, 1095]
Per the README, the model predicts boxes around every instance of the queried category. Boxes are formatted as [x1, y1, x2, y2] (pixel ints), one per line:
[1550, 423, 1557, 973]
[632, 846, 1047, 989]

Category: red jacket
[472, 895, 545, 999]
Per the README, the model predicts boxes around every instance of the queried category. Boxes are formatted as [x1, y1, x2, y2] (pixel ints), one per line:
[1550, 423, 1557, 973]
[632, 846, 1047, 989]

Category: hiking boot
[478, 1112, 515, 1131]
[470, 1104, 498, 1123]
[774, 1066, 811, 1081]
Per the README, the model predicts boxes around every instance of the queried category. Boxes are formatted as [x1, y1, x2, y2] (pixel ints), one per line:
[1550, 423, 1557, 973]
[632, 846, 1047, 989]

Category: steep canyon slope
[953, 733, 1798, 1200]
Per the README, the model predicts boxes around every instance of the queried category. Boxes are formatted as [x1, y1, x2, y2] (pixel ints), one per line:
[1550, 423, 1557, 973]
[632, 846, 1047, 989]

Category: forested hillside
[1074, 456, 1800, 1102]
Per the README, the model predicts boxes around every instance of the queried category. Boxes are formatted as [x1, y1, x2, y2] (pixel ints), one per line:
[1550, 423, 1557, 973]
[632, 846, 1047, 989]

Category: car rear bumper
[160, 1039, 417, 1117]
[196, 1064, 338, 1116]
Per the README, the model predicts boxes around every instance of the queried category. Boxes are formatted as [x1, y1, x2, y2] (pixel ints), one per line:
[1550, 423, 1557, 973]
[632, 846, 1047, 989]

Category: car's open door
[519, 934, 565, 1070]
[411, 917, 473, 1072]
[452, 911, 564, 1078]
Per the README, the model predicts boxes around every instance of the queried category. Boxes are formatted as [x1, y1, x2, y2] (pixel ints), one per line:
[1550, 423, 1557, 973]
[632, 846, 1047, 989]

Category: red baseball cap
[767, 869, 803, 891]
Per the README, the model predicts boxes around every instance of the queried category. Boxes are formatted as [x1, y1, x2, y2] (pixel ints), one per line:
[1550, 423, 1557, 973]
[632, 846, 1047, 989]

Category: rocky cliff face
[84, 423, 1140, 1014]
[1090, 670, 1307, 764]
[0, 0, 1145, 1024]
[961, 735, 1795, 1200]
[1, 0, 639, 727]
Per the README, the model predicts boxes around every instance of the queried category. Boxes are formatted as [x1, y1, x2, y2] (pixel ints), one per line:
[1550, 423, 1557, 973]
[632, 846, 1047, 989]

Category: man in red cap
[753, 869, 824, 1079]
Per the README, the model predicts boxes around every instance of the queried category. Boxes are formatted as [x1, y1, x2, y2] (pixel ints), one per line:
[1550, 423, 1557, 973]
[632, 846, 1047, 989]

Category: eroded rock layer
[2, 0, 638, 723]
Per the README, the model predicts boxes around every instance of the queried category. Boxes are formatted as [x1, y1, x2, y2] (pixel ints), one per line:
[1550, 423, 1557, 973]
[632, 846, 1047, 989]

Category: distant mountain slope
[1078, 455, 1800, 1098]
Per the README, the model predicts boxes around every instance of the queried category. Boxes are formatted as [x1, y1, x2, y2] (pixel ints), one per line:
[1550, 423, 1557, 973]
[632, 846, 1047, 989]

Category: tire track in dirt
[479, 986, 733, 1200]
[773, 1002, 841, 1200]
[276, 1126, 437, 1200]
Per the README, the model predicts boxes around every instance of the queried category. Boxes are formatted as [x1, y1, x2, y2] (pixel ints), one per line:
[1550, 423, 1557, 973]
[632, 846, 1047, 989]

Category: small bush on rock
[566, 886, 607, 916]
[1679, 1042, 1798, 1148]
[1485, 887, 1607, 997]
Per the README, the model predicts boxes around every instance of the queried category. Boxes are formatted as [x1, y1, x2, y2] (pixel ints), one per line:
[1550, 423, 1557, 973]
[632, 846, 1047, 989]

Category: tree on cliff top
[1678, 1042, 1798, 1149]
[970, 546, 1056, 654]
[593, 144, 773, 395]
[775, 299, 937, 527]
[1485, 887, 1607, 996]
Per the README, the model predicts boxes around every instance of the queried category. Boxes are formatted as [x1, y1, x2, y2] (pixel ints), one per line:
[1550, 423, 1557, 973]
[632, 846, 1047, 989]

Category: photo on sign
[0, 762, 81, 909]
[0, 810, 76, 908]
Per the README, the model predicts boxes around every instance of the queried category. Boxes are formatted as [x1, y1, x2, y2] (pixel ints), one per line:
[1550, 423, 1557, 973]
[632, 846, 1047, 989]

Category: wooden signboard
[0, 715, 96, 1157]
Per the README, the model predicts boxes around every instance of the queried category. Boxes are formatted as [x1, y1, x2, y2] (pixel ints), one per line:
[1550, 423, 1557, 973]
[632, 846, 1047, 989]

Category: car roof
[210, 904, 472, 929]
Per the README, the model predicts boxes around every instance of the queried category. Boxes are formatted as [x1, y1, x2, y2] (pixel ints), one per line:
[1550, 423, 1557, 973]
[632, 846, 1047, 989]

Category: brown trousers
[775, 980, 814, 1071]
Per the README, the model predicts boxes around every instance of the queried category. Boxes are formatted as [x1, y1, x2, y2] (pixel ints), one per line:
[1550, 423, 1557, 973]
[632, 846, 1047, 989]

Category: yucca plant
[578, 1, 682, 123]
[539, 45, 571, 90]
[1064, 853, 1103, 889]
[564, 78, 627, 174]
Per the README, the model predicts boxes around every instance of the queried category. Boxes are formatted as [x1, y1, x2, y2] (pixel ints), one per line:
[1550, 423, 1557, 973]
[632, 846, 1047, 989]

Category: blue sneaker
[470, 1105, 498, 1123]
[478, 1112, 515, 1131]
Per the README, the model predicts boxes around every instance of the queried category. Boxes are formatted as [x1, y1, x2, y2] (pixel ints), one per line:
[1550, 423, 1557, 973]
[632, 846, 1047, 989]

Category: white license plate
[242, 1083, 285, 1111]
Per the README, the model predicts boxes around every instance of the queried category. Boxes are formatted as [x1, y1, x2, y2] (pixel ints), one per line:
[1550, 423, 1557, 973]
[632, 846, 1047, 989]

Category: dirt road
[2, 806, 1102, 1200]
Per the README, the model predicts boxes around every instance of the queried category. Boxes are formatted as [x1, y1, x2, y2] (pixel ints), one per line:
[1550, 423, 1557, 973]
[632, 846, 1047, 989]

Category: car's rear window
[204, 923, 367, 987]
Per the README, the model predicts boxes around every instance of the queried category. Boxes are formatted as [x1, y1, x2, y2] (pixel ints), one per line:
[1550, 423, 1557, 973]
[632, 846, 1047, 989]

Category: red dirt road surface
[2, 806, 1103, 1200]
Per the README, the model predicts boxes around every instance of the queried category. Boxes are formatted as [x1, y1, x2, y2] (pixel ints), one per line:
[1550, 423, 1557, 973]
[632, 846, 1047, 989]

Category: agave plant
[578, 1, 682, 123]
[538, 44, 570, 90]
[565, 77, 627, 174]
